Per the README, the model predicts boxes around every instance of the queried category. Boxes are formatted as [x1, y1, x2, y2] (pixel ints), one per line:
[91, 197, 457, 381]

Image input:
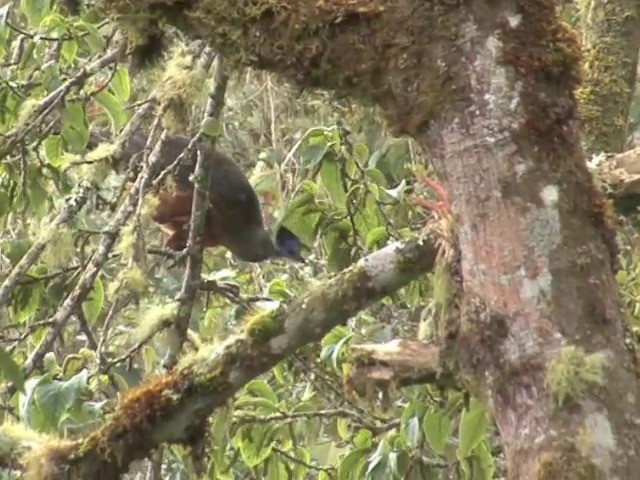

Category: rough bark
[576, 0, 640, 154]
[95, 0, 640, 477]
[423, 4, 639, 476]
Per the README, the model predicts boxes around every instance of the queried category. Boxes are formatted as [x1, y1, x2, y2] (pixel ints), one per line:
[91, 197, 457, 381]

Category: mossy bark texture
[577, 0, 640, 154]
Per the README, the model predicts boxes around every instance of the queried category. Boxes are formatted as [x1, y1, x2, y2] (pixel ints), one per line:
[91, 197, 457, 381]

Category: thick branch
[19, 234, 438, 478]
[345, 339, 448, 398]
[98, 1, 464, 135]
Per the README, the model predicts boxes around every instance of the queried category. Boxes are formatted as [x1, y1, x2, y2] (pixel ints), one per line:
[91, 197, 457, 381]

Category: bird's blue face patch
[275, 226, 305, 263]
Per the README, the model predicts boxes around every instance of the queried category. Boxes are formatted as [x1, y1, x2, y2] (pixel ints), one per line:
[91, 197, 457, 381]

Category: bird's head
[273, 225, 305, 263]
[228, 225, 305, 263]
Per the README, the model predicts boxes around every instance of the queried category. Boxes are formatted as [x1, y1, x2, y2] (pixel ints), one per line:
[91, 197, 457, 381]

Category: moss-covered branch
[12, 234, 438, 479]
[98, 0, 468, 136]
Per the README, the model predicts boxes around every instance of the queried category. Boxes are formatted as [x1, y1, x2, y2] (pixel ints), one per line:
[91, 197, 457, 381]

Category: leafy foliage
[0, 3, 501, 479]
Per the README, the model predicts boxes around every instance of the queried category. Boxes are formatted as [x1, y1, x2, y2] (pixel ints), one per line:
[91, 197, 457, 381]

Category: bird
[106, 132, 305, 263]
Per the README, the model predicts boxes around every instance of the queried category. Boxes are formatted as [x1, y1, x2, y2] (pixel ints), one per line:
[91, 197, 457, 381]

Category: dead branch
[345, 339, 449, 399]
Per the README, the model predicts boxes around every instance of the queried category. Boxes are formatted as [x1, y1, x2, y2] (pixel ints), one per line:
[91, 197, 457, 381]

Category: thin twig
[0, 182, 92, 307]
[20, 132, 170, 380]
[0, 45, 125, 161]
[163, 52, 229, 370]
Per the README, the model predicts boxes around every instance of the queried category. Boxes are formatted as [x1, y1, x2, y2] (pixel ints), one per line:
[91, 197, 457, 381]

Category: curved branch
[17, 234, 439, 478]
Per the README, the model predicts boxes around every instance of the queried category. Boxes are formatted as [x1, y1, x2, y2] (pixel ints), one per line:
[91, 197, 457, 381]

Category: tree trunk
[421, 3, 640, 478]
[98, 0, 640, 476]
[576, 0, 640, 154]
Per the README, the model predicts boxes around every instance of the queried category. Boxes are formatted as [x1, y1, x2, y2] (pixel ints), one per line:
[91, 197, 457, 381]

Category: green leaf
[353, 142, 370, 162]
[365, 226, 388, 250]
[234, 396, 279, 413]
[20, 0, 51, 27]
[243, 380, 278, 404]
[201, 117, 223, 138]
[353, 429, 373, 449]
[267, 279, 293, 300]
[299, 129, 332, 167]
[423, 409, 452, 456]
[238, 427, 274, 467]
[94, 91, 128, 134]
[21, 375, 53, 430]
[319, 156, 347, 209]
[110, 67, 131, 102]
[0, 190, 10, 218]
[365, 168, 387, 187]
[278, 180, 321, 246]
[267, 455, 287, 478]
[292, 446, 311, 479]
[81, 276, 104, 325]
[27, 173, 51, 218]
[34, 369, 89, 429]
[365, 440, 390, 478]
[354, 195, 382, 239]
[62, 354, 86, 379]
[10, 283, 42, 323]
[337, 448, 368, 480]
[325, 225, 353, 272]
[0, 347, 25, 392]
[388, 450, 410, 479]
[61, 101, 89, 151]
[272, 362, 287, 385]
[2, 239, 33, 265]
[457, 399, 489, 460]
[43, 135, 63, 167]
[75, 21, 105, 52]
[466, 441, 495, 480]
[403, 414, 421, 447]
[336, 417, 350, 440]
[60, 40, 78, 63]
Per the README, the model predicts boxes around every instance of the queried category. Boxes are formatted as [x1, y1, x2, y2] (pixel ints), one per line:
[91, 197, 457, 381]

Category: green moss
[546, 346, 606, 407]
[179, 339, 243, 395]
[536, 446, 607, 479]
[108, 267, 149, 298]
[242, 306, 286, 342]
[155, 44, 208, 132]
[132, 301, 179, 343]
[499, 0, 582, 149]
